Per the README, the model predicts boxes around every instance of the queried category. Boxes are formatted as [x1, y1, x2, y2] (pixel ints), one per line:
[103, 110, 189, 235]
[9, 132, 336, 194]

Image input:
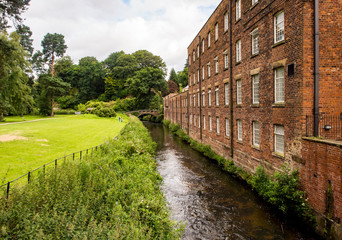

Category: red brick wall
[301, 139, 342, 221]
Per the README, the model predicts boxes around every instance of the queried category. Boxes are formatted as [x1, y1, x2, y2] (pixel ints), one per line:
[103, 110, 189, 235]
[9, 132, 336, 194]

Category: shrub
[155, 114, 164, 123]
[93, 106, 116, 118]
[131, 111, 139, 117]
[162, 119, 171, 127]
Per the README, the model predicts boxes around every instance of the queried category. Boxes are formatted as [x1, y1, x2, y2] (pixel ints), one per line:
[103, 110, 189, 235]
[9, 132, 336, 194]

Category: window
[225, 118, 230, 137]
[197, 45, 199, 58]
[208, 89, 212, 106]
[215, 57, 219, 74]
[215, 86, 219, 106]
[193, 50, 195, 62]
[193, 94, 196, 107]
[215, 23, 219, 41]
[207, 62, 211, 77]
[193, 73, 195, 85]
[189, 75, 191, 86]
[236, 40, 241, 62]
[274, 11, 285, 43]
[198, 92, 200, 107]
[237, 120, 242, 141]
[186, 98, 188, 107]
[202, 91, 205, 106]
[251, 28, 259, 55]
[197, 70, 200, 83]
[252, 74, 259, 104]
[275, 67, 285, 103]
[252, 0, 258, 5]
[208, 32, 211, 48]
[202, 39, 205, 53]
[203, 116, 206, 130]
[194, 115, 196, 127]
[216, 117, 220, 134]
[236, 0, 241, 21]
[237, 79, 242, 105]
[224, 50, 229, 69]
[274, 125, 284, 154]
[189, 95, 192, 106]
[202, 66, 205, 80]
[198, 115, 201, 128]
[253, 121, 260, 147]
[225, 82, 229, 105]
[188, 55, 191, 65]
[224, 12, 228, 32]
[209, 116, 212, 131]
[190, 114, 192, 125]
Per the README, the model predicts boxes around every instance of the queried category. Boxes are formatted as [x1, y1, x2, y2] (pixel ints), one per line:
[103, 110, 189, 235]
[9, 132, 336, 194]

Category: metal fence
[0, 144, 104, 199]
[306, 114, 342, 140]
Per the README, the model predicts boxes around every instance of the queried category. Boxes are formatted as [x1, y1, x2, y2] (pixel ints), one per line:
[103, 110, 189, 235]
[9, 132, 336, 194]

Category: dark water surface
[144, 122, 321, 240]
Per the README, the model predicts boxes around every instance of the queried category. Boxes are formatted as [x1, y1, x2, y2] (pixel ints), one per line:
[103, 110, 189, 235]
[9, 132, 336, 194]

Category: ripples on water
[144, 122, 321, 240]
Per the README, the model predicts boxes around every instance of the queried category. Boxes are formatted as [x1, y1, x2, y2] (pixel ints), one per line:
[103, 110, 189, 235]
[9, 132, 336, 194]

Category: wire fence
[0, 144, 105, 199]
[306, 114, 342, 141]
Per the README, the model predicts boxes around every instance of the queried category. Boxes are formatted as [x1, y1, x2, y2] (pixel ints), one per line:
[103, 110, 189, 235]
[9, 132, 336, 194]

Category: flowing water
[144, 122, 321, 240]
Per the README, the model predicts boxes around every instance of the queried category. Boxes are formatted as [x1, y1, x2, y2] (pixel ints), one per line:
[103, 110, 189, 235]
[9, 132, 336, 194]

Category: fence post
[28, 172, 31, 183]
[6, 182, 10, 199]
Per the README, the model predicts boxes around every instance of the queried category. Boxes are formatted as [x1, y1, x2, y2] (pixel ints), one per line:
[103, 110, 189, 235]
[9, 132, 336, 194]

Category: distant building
[164, 0, 342, 238]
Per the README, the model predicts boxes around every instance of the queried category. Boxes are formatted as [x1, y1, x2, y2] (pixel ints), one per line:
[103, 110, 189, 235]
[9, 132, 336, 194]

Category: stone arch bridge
[126, 110, 161, 118]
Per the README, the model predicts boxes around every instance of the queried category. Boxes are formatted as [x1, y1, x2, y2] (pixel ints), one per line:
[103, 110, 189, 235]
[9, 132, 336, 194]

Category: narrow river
[144, 122, 321, 240]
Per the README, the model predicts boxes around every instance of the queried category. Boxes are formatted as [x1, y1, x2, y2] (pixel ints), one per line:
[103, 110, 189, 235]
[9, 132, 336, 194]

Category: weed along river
[144, 122, 321, 240]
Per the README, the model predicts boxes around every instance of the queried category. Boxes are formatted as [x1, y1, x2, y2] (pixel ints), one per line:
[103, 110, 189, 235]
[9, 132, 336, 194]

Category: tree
[15, 24, 33, 56]
[167, 80, 179, 94]
[177, 62, 188, 87]
[41, 33, 67, 76]
[37, 74, 70, 116]
[103, 51, 125, 71]
[0, 0, 31, 30]
[133, 50, 166, 73]
[169, 68, 178, 84]
[0, 31, 33, 121]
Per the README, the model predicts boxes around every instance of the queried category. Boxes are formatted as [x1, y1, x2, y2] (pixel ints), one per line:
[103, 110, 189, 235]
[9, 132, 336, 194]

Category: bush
[131, 111, 139, 117]
[155, 114, 164, 123]
[93, 106, 116, 118]
[54, 109, 76, 115]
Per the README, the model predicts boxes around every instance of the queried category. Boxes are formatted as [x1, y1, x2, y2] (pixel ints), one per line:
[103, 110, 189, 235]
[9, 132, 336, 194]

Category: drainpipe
[229, 0, 234, 158]
[313, 0, 320, 137]
[198, 35, 203, 142]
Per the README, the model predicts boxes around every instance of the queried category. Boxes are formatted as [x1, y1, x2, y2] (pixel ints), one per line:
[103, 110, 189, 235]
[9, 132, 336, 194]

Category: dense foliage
[0, 118, 182, 239]
[0, 0, 30, 30]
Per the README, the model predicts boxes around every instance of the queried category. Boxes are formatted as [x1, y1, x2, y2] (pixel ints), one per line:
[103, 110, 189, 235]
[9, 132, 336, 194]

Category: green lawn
[0, 114, 128, 183]
[1, 115, 49, 123]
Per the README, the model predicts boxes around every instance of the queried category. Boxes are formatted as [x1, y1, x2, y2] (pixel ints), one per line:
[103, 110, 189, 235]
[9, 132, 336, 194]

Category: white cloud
[22, 0, 221, 73]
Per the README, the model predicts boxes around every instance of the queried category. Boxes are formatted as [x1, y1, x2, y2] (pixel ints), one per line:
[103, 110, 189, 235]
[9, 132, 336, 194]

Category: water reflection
[144, 122, 320, 240]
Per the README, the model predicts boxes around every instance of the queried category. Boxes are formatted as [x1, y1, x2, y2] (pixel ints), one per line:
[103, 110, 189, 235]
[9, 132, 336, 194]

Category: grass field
[1, 115, 49, 123]
[0, 114, 128, 183]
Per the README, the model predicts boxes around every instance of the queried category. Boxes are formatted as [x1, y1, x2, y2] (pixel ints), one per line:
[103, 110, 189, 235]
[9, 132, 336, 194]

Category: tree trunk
[51, 54, 55, 77]
[20, 112, 23, 118]
[51, 94, 54, 117]
[0, 112, 3, 122]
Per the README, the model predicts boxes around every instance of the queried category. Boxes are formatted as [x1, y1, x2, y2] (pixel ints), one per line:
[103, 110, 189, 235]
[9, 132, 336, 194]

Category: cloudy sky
[22, 0, 221, 74]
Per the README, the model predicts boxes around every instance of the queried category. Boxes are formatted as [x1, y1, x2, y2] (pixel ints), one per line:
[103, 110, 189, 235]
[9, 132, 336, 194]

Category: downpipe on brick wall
[314, 0, 320, 137]
[229, 0, 234, 158]
[198, 35, 203, 142]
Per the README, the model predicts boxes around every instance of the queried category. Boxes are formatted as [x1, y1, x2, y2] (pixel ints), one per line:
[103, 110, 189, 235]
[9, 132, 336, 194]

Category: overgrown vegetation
[163, 120, 316, 225]
[0, 118, 182, 239]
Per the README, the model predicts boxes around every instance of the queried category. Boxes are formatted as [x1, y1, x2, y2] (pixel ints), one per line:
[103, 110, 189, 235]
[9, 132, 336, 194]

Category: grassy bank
[0, 117, 182, 239]
[163, 120, 316, 226]
[0, 114, 128, 182]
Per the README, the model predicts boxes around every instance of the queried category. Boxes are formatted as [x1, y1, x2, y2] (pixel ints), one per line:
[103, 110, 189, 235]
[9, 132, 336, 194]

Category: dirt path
[0, 118, 53, 126]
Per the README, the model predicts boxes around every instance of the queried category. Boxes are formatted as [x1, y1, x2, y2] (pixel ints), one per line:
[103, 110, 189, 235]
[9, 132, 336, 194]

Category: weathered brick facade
[164, 0, 342, 237]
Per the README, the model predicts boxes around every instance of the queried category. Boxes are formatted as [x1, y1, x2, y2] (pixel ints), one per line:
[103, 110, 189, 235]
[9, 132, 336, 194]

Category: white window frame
[194, 115, 196, 127]
[253, 121, 260, 147]
[197, 70, 200, 83]
[197, 45, 200, 58]
[202, 66, 205, 80]
[224, 12, 228, 32]
[209, 116, 212, 131]
[252, 74, 259, 104]
[225, 118, 230, 137]
[215, 86, 219, 106]
[208, 89, 212, 106]
[274, 11, 285, 43]
[275, 67, 285, 103]
[252, 0, 258, 6]
[216, 117, 220, 134]
[274, 125, 285, 155]
[202, 39, 205, 53]
[251, 28, 259, 55]
[224, 50, 229, 69]
[215, 57, 219, 74]
[198, 115, 201, 128]
[203, 116, 206, 130]
[193, 50, 195, 62]
[225, 82, 229, 105]
[236, 40, 241, 63]
[193, 73, 195, 85]
[237, 79, 242, 105]
[237, 119, 242, 141]
[202, 91, 205, 107]
[208, 32, 211, 48]
[190, 114, 192, 125]
[189, 95, 192, 106]
[198, 92, 200, 107]
[236, 0, 241, 21]
[193, 94, 196, 107]
[188, 55, 191, 65]
[215, 23, 219, 41]
[207, 62, 211, 77]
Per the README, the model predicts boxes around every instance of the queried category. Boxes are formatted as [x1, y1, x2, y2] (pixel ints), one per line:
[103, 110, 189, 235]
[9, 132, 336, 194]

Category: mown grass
[1, 115, 49, 123]
[0, 117, 182, 239]
[0, 114, 128, 183]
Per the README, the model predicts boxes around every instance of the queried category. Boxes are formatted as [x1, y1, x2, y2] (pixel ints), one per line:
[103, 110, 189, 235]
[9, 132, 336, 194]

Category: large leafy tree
[15, 24, 33, 56]
[41, 33, 67, 76]
[133, 50, 166, 73]
[177, 62, 188, 87]
[0, 31, 33, 121]
[0, 0, 31, 30]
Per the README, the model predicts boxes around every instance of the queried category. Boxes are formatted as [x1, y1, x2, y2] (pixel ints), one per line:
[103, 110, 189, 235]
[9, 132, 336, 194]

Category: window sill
[252, 145, 260, 151]
[251, 103, 260, 108]
[225, 136, 230, 140]
[236, 104, 242, 108]
[250, 2, 259, 10]
[272, 103, 285, 108]
[224, 104, 230, 108]
[216, 133, 220, 136]
[272, 40, 285, 48]
[272, 152, 285, 159]
[235, 18, 241, 24]
[235, 61, 241, 66]
[215, 39, 218, 43]
[215, 73, 219, 75]
[251, 53, 259, 58]
[215, 105, 220, 108]
[224, 67, 229, 71]
[237, 140, 243, 144]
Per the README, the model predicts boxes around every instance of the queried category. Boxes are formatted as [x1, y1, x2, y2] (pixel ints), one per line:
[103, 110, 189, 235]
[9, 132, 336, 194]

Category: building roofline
[187, 0, 225, 50]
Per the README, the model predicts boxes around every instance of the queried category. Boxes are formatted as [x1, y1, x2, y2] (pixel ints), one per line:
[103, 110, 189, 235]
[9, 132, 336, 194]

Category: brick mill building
[164, 0, 342, 238]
